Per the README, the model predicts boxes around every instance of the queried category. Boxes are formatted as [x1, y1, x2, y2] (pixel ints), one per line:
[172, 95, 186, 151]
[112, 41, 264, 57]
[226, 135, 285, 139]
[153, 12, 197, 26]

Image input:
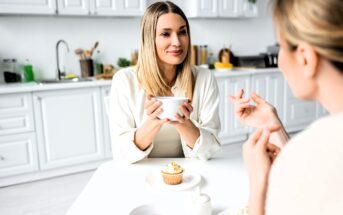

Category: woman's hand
[171, 99, 193, 124]
[243, 126, 281, 189]
[144, 95, 168, 124]
[228, 89, 280, 129]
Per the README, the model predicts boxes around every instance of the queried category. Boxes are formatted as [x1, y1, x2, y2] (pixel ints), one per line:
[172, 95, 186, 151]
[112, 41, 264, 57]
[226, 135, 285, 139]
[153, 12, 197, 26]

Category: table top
[67, 143, 248, 215]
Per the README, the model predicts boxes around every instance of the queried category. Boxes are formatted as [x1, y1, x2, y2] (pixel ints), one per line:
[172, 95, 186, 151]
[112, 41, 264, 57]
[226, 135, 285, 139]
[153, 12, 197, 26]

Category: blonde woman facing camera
[109, 1, 220, 164]
[229, 0, 343, 214]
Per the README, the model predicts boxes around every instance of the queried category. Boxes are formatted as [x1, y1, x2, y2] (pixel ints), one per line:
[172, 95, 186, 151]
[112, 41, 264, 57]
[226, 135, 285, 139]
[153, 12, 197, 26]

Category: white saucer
[130, 204, 189, 215]
[145, 171, 201, 192]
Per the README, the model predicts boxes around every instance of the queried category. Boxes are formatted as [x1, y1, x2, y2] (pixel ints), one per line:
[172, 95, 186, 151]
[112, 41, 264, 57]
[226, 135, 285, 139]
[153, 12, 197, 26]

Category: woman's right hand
[144, 95, 168, 124]
[228, 89, 281, 129]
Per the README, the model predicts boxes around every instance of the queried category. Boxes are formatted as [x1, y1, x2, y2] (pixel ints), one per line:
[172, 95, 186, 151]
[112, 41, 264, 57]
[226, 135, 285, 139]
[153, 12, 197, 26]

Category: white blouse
[109, 66, 221, 164]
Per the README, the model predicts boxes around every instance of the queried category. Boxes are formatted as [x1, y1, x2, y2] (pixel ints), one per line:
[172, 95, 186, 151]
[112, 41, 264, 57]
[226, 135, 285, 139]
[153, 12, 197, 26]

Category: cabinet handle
[34, 96, 41, 101]
[0, 156, 5, 161]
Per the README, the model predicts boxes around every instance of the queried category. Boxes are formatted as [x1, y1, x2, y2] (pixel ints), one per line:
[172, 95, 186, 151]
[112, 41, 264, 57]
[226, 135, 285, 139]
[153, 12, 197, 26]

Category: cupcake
[161, 162, 183, 185]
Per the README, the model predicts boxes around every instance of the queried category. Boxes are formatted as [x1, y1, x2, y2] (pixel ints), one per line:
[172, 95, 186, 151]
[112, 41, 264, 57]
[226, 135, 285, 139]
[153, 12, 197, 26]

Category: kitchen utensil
[74, 48, 84, 59]
[90, 41, 99, 56]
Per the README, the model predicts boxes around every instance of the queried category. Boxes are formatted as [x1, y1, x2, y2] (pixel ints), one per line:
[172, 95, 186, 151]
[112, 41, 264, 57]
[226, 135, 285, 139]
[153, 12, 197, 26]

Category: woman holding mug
[230, 0, 343, 214]
[109, 1, 221, 164]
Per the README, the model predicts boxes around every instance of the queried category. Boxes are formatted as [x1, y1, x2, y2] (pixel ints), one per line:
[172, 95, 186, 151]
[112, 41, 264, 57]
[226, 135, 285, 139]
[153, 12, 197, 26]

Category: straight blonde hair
[272, 0, 343, 71]
[136, 1, 194, 98]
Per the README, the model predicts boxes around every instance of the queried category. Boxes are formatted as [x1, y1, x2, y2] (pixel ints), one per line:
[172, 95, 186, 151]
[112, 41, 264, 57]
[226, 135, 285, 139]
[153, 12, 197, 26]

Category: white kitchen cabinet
[251, 72, 284, 121]
[57, 0, 145, 16]
[57, 0, 90, 15]
[181, 0, 257, 18]
[94, 0, 146, 16]
[0, 133, 39, 178]
[217, 75, 250, 144]
[101, 86, 112, 158]
[0, 0, 57, 14]
[0, 93, 39, 178]
[33, 87, 105, 170]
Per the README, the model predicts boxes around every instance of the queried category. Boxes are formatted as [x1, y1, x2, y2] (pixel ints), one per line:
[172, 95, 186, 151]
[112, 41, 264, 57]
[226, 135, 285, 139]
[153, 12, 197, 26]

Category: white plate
[130, 204, 164, 215]
[145, 171, 201, 192]
[130, 204, 188, 215]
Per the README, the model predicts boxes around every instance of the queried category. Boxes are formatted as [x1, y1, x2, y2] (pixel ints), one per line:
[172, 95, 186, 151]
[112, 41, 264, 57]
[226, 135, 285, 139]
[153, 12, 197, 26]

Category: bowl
[154, 96, 188, 121]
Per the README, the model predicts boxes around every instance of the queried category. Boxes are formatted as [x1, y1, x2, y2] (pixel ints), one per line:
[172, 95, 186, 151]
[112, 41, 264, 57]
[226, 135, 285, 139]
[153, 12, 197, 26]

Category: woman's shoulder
[113, 66, 137, 80]
[192, 66, 215, 81]
[274, 113, 343, 170]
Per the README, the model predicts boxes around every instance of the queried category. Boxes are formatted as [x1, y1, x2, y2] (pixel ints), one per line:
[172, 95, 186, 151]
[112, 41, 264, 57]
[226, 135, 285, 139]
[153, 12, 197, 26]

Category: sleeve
[182, 69, 221, 160]
[109, 70, 153, 164]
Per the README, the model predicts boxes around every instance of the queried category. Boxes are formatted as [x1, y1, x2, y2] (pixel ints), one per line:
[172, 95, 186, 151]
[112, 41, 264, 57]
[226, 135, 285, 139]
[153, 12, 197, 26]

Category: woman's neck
[316, 61, 343, 114]
[159, 63, 178, 86]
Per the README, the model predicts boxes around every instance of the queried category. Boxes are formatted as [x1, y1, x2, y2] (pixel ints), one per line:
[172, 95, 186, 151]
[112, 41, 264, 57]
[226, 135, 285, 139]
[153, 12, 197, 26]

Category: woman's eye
[160, 32, 170, 37]
[178, 30, 187, 35]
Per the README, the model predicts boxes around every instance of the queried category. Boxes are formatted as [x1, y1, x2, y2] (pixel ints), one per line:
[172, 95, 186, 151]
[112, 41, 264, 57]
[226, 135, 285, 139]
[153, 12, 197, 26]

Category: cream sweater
[266, 113, 343, 214]
[109, 66, 221, 164]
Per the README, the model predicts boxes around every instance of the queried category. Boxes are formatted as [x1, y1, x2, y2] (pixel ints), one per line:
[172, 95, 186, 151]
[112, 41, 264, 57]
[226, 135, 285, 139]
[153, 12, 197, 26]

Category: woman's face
[277, 30, 307, 99]
[155, 12, 189, 68]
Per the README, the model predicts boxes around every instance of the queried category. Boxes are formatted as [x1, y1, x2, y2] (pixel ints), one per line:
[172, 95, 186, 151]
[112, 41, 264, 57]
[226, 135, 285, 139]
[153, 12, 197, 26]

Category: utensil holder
[80, 59, 94, 77]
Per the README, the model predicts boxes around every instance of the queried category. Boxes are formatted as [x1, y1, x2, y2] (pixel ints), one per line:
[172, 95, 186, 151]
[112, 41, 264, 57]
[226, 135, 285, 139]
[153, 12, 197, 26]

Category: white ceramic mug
[154, 96, 188, 121]
[192, 190, 212, 215]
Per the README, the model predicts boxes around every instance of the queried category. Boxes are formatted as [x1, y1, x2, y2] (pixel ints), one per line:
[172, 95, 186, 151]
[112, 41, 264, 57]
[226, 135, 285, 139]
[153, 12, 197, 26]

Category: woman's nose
[171, 33, 181, 46]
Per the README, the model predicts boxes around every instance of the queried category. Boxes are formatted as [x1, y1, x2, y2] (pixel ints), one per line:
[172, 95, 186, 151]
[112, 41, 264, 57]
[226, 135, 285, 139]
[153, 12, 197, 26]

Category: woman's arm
[229, 90, 289, 148]
[171, 69, 221, 160]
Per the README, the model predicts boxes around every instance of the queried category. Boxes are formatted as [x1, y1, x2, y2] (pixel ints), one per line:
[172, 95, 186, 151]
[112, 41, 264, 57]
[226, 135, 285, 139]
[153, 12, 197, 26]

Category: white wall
[0, 0, 275, 80]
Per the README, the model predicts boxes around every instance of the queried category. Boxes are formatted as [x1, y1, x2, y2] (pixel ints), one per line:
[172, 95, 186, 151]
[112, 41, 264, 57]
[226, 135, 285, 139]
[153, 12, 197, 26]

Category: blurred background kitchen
[0, 0, 275, 81]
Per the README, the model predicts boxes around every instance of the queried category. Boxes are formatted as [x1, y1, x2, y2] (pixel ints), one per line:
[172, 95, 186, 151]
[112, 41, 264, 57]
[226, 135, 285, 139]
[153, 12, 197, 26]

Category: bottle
[200, 45, 208, 65]
[130, 49, 138, 65]
[23, 59, 35, 82]
[94, 50, 103, 75]
[191, 45, 198, 65]
[207, 53, 216, 70]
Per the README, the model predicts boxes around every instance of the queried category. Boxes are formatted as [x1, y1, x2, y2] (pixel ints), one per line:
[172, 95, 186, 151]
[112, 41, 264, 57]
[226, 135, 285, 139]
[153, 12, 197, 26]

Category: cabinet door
[33, 88, 105, 170]
[94, 0, 145, 16]
[0, 0, 56, 14]
[0, 133, 38, 178]
[57, 0, 90, 15]
[251, 72, 284, 121]
[217, 76, 250, 144]
[218, 0, 242, 17]
[0, 93, 35, 136]
[183, 0, 217, 18]
[101, 86, 112, 158]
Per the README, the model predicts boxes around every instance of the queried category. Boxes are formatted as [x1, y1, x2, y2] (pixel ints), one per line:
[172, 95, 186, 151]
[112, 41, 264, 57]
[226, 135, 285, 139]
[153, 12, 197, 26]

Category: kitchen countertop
[0, 68, 279, 94]
[0, 79, 112, 94]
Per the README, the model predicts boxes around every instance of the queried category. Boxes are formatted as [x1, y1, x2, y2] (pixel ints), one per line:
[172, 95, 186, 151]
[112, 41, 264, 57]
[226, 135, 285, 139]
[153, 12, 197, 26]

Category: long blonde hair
[136, 1, 194, 98]
[272, 0, 343, 71]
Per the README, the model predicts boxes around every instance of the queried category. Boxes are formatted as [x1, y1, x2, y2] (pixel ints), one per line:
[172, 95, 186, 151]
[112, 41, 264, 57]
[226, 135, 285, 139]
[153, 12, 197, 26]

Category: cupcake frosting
[162, 162, 183, 174]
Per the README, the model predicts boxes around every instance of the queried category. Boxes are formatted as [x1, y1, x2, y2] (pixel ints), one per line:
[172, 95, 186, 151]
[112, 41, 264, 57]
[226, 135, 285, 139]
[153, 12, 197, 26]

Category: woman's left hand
[171, 99, 193, 124]
[243, 127, 281, 190]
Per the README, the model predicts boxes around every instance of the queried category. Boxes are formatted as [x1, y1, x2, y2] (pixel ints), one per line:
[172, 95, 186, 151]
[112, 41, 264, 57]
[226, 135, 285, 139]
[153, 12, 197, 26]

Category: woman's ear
[295, 42, 319, 78]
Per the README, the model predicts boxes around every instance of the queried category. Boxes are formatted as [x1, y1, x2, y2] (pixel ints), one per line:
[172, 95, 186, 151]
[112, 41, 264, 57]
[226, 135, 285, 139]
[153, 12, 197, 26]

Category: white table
[67, 143, 248, 215]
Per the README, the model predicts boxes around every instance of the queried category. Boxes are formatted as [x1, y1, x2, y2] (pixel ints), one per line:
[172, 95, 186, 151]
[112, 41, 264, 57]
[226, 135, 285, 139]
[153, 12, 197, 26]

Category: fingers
[235, 89, 244, 99]
[250, 92, 265, 105]
[256, 128, 270, 150]
[247, 128, 264, 146]
[144, 96, 163, 117]
[268, 124, 281, 132]
[228, 89, 245, 102]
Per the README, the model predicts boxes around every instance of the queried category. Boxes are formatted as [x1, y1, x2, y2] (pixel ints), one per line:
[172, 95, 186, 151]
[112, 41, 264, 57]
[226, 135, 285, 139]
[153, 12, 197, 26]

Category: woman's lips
[168, 50, 183, 56]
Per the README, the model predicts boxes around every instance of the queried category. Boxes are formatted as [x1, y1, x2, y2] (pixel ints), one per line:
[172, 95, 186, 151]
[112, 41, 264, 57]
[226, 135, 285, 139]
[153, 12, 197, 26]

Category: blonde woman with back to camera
[109, 1, 221, 164]
[229, 0, 343, 214]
